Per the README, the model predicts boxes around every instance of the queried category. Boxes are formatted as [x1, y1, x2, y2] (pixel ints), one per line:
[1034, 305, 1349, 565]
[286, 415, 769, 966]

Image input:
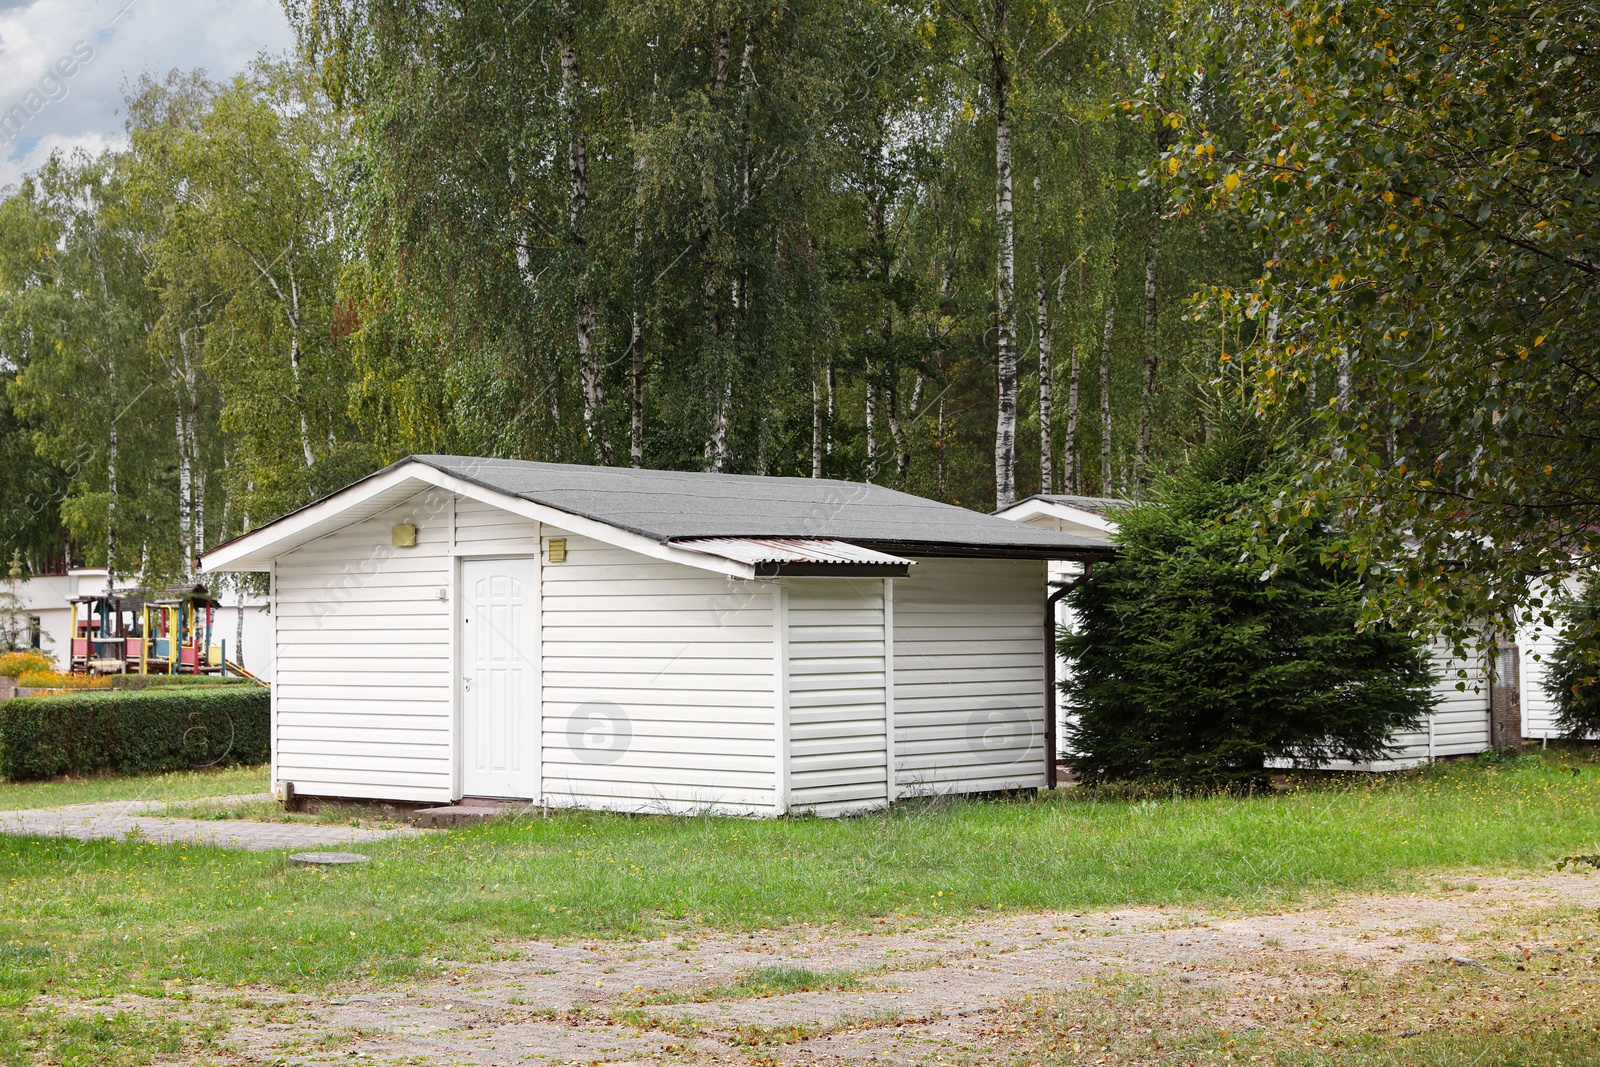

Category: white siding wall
[272, 488, 455, 803]
[1521, 627, 1561, 740]
[892, 558, 1048, 795]
[1345, 641, 1491, 769]
[1519, 579, 1588, 741]
[1015, 516, 1089, 755]
[31, 608, 71, 670]
[452, 496, 544, 555]
[783, 578, 889, 815]
[540, 532, 779, 815]
[271, 490, 779, 811]
[1425, 641, 1492, 757]
[212, 600, 274, 682]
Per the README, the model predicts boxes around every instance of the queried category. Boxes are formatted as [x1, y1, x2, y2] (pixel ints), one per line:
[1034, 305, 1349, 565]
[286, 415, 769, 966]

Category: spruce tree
[1061, 417, 1435, 786]
[1543, 580, 1600, 740]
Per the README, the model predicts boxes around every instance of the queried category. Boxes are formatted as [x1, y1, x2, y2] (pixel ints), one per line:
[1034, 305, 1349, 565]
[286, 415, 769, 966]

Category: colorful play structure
[69, 584, 230, 676]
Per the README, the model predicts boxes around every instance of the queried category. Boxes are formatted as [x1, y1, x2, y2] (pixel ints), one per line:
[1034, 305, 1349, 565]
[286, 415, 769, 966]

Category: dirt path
[94, 870, 1579, 1065]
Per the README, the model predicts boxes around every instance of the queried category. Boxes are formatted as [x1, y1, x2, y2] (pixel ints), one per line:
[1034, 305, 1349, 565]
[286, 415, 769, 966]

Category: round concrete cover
[288, 852, 370, 866]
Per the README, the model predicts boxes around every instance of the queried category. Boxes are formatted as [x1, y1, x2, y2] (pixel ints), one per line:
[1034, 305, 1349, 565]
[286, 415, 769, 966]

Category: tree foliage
[1171, 0, 1600, 648]
[0, 2, 1252, 585]
[1062, 413, 1435, 785]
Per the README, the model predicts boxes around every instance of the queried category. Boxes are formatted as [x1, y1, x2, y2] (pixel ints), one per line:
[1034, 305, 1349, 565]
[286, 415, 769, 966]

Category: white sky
[0, 0, 294, 191]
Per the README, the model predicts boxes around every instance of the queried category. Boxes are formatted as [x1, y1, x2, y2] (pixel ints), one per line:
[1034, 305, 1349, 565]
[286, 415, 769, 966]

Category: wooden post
[1489, 643, 1523, 750]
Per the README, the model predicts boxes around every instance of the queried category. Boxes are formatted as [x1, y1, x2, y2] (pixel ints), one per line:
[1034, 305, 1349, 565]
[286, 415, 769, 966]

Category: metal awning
[671, 537, 915, 577]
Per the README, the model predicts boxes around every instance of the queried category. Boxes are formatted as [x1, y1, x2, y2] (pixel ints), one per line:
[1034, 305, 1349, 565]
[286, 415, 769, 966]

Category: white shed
[199, 457, 1112, 816]
[995, 493, 1556, 765]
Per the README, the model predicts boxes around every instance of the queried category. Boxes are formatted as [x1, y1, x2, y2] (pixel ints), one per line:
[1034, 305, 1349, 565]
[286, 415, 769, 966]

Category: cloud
[0, 0, 294, 191]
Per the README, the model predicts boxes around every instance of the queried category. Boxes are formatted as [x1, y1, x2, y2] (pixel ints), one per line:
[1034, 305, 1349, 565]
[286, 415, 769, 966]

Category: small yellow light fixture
[391, 523, 417, 548]
[547, 537, 567, 563]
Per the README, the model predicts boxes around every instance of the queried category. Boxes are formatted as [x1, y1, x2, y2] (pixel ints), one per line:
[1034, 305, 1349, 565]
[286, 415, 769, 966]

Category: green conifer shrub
[1062, 421, 1436, 786]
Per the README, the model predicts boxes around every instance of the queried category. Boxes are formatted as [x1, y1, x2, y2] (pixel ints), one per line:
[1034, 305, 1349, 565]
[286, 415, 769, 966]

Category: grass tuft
[641, 964, 864, 1005]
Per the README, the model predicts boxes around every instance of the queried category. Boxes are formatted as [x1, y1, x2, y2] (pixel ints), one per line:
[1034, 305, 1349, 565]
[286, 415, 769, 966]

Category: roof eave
[757, 562, 913, 578]
[853, 540, 1114, 562]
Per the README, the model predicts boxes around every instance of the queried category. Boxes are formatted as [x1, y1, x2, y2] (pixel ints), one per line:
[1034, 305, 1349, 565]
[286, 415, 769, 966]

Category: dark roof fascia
[851, 540, 1115, 562]
[759, 562, 913, 578]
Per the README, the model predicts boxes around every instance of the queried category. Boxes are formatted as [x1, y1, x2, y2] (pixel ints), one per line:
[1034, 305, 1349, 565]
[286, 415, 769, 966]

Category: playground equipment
[69, 593, 143, 674]
[69, 584, 226, 675]
[141, 584, 226, 675]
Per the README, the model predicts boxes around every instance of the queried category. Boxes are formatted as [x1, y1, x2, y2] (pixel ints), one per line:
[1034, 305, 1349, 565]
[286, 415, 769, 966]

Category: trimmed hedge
[108, 673, 253, 692]
[1, 686, 269, 780]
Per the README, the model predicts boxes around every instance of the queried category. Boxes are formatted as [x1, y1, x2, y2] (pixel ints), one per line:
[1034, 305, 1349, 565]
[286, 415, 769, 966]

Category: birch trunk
[628, 111, 648, 467]
[90, 243, 118, 600]
[177, 328, 200, 575]
[892, 375, 923, 479]
[812, 354, 825, 478]
[286, 271, 315, 468]
[1099, 256, 1117, 494]
[866, 192, 891, 480]
[1064, 261, 1081, 493]
[234, 579, 245, 669]
[235, 489, 252, 668]
[825, 361, 836, 457]
[991, 0, 1018, 508]
[562, 16, 605, 462]
[629, 306, 644, 466]
[1135, 207, 1159, 487]
[177, 410, 191, 573]
[106, 356, 117, 600]
[191, 419, 203, 562]
[864, 382, 878, 479]
[1032, 176, 1057, 495]
[701, 22, 734, 472]
[1036, 256, 1056, 495]
[217, 457, 230, 555]
[238, 239, 316, 467]
[711, 34, 757, 473]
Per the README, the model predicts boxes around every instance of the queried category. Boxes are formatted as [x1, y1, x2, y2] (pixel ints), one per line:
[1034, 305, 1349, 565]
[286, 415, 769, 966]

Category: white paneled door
[459, 557, 541, 798]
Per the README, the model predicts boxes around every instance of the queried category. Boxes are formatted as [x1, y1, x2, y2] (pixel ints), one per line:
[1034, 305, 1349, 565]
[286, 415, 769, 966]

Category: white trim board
[200, 461, 757, 580]
[994, 498, 1118, 537]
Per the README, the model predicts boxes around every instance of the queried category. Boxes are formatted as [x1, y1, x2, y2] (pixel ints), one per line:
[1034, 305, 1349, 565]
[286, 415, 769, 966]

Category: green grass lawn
[0, 764, 268, 812]
[0, 751, 1596, 1008]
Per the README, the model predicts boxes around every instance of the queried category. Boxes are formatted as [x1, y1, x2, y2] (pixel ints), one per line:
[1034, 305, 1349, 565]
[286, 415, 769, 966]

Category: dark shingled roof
[403, 456, 1112, 559]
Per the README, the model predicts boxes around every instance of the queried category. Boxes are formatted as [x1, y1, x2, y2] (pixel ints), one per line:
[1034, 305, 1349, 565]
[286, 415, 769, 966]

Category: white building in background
[1, 567, 272, 681]
[6, 570, 74, 664]
[200, 456, 1114, 815]
[996, 494, 1564, 765]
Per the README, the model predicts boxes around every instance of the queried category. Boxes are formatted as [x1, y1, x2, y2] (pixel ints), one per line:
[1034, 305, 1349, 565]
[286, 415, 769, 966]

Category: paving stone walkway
[0, 794, 422, 851]
[201, 872, 1600, 1065]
